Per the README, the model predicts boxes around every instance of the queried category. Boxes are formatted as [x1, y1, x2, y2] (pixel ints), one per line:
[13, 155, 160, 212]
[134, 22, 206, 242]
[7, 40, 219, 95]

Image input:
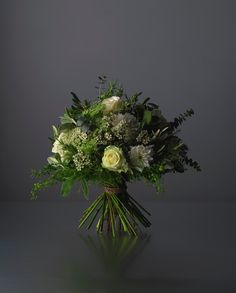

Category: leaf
[47, 156, 59, 165]
[61, 177, 76, 197]
[142, 97, 150, 105]
[171, 108, 194, 129]
[70, 92, 80, 101]
[148, 102, 159, 109]
[81, 178, 89, 200]
[143, 110, 152, 125]
[173, 142, 184, 150]
[76, 115, 90, 132]
[76, 118, 85, 126]
[157, 145, 166, 153]
[152, 129, 160, 139]
[52, 125, 58, 138]
[98, 75, 107, 82]
[160, 126, 169, 134]
[60, 113, 76, 125]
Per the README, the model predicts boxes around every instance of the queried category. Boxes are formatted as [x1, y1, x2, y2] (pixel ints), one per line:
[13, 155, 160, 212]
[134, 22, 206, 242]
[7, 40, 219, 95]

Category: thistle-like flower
[111, 113, 139, 142]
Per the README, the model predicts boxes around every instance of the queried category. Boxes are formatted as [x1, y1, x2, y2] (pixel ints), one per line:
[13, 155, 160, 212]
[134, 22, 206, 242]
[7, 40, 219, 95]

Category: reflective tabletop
[0, 201, 235, 292]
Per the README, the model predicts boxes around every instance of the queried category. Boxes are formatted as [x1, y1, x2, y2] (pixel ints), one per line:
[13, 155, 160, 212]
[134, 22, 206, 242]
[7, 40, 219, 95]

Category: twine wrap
[104, 186, 127, 194]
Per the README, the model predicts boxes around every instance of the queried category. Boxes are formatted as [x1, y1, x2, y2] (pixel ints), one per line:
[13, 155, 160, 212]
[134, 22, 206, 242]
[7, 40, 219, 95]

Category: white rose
[102, 145, 128, 173]
[102, 96, 123, 113]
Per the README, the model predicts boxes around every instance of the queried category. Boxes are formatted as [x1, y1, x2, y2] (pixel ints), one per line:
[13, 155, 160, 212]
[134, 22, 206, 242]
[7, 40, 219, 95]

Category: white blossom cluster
[50, 127, 88, 163]
[62, 127, 88, 147]
[73, 150, 91, 171]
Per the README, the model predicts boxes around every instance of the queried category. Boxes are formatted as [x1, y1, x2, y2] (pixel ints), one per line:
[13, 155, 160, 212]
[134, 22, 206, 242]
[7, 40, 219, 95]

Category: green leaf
[47, 156, 59, 165]
[61, 177, 76, 197]
[143, 110, 152, 125]
[52, 125, 58, 138]
[81, 178, 89, 200]
[60, 113, 76, 125]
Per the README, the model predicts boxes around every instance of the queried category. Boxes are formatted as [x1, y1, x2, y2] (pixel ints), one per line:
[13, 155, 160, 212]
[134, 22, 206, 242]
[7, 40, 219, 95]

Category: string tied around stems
[104, 186, 127, 195]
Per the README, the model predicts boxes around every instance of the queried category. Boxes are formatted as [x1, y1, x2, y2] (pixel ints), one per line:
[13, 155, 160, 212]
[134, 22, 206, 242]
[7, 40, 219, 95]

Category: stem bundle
[78, 188, 151, 237]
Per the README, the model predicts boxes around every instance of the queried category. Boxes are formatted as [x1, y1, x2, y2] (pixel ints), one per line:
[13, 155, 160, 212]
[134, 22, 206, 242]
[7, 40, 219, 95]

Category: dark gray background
[1, 0, 235, 201]
[1, 1, 236, 292]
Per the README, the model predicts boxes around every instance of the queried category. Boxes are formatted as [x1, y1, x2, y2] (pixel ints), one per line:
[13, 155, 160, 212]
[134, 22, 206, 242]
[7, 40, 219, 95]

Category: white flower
[129, 145, 153, 172]
[111, 113, 139, 142]
[51, 128, 88, 162]
[67, 127, 88, 147]
[102, 96, 123, 113]
[73, 150, 91, 171]
[102, 145, 128, 173]
[52, 132, 69, 162]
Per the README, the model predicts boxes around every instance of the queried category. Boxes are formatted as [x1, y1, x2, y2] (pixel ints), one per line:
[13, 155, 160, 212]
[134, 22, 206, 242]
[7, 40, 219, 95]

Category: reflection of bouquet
[31, 76, 200, 236]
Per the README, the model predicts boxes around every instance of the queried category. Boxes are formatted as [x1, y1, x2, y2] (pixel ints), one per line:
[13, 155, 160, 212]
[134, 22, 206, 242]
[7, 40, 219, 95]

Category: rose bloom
[102, 96, 123, 113]
[102, 145, 128, 173]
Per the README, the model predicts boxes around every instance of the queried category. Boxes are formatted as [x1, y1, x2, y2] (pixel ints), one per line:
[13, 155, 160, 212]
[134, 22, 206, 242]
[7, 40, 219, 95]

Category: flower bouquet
[31, 76, 200, 236]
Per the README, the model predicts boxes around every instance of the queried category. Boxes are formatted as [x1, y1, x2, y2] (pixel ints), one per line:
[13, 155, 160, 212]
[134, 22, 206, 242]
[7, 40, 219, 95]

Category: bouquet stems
[78, 186, 151, 237]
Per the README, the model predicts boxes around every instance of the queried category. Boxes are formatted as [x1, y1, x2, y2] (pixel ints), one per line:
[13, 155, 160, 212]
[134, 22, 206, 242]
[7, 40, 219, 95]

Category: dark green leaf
[142, 97, 150, 105]
[61, 176, 76, 197]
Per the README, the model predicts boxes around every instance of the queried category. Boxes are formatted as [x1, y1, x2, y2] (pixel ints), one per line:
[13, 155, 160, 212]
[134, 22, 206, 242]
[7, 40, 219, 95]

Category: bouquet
[31, 76, 200, 236]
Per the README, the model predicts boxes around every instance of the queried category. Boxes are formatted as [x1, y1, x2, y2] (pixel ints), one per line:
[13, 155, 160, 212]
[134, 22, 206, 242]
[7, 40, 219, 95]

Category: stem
[78, 185, 151, 237]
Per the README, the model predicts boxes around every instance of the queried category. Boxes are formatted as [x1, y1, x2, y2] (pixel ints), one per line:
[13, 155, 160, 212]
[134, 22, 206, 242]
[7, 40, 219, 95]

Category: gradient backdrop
[1, 0, 235, 202]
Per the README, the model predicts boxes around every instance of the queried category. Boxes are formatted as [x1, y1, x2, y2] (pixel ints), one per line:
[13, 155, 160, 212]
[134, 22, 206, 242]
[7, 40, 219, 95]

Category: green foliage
[97, 77, 124, 101]
[183, 156, 201, 171]
[31, 171, 57, 200]
[171, 108, 194, 129]
[142, 110, 152, 125]
[60, 112, 77, 125]
[61, 176, 77, 197]
[52, 125, 58, 138]
[70, 92, 83, 111]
